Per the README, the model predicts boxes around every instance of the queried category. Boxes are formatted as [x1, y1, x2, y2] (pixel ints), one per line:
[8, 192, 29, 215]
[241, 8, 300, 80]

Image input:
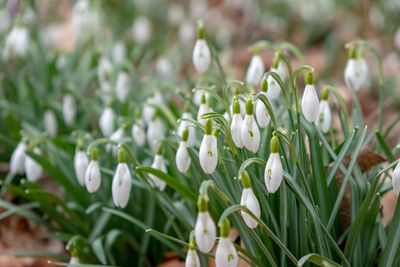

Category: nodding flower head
[192, 22, 211, 73]
[240, 171, 261, 229]
[265, 136, 283, 193]
[185, 231, 200, 267]
[44, 110, 58, 137]
[74, 144, 89, 186]
[301, 71, 319, 123]
[194, 196, 216, 253]
[112, 148, 132, 208]
[344, 46, 368, 91]
[149, 146, 167, 190]
[85, 148, 101, 193]
[25, 147, 43, 182]
[132, 121, 146, 147]
[392, 161, 400, 196]
[178, 108, 196, 145]
[10, 141, 27, 175]
[99, 107, 115, 138]
[231, 99, 244, 148]
[197, 94, 211, 125]
[241, 100, 260, 153]
[215, 219, 238, 267]
[316, 88, 331, 133]
[176, 128, 191, 173]
[199, 119, 218, 174]
[62, 94, 77, 126]
[245, 48, 265, 86]
[256, 78, 271, 128]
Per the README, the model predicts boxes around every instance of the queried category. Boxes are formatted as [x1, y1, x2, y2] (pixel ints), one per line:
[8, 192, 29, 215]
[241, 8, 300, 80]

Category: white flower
[24, 148, 43, 182]
[393, 161, 400, 196]
[4, 26, 30, 59]
[176, 140, 191, 173]
[230, 100, 244, 148]
[71, 0, 94, 34]
[10, 142, 27, 175]
[193, 39, 211, 73]
[99, 107, 115, 137]
[185, 249, 200, 267]
[276, 60, 286, 82]
[241, 101, 260, 153]
[215, 237, 238, 267]
[229, 96, 246, 118]
[142, 93, 163, 123]
[149, 154, 167, 191]
[115, 72, 130, 102]
[395, 27, 400, 50]
[240, 188, 260, 229]
[85, 159, 101, 193]
[245, 55, 265, 86]
[68, 256, 80, 267]
[199, 120, 218, 174]
[301, 72, 319, 123]
[194, 211, 216, 253]
[112, 161, 132, 208]
[113, 41, 126, 64]
[255, 92, 270, 128]
[62, 94, 77, 126]
[74, 149, 89, 186]
[177, 112, 196, 145]
[132, 122, 146, 147]
[266, 74, 281, 99]
[156, 57, 172, 77]
[316, 100, 331, 133]
[107, 128, 124, 154]
[44, 110, 58, 137]
[99, 81, 113, 104]
[344, 57, 368, 91]
[132, 16, 152, 44]
[97, 57, 113, 84]
[147, 118, 166, 151]
[197, 94, 211, 125]
[265, 151, 283, 193]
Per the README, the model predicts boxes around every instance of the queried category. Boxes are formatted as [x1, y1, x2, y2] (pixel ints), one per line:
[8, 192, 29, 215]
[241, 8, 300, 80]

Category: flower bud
[255, 80, 270, 128]
[265, 137, 283, 193]
[231, 100, 244, 148]
[62, 94, 77, 126]
[147, 117, 166, 151]
[240, 172, 260, 229]
[301, 72, 319, 123]
[245, 53, 265, 86]
[25, 147, 43, 182]
[192, 23, 211, 73]
[85, 148, 101, 193]
[195, 197, 216, 253]
[10, 142, 27, 175]
[392, 161, 400, 196]
[44, 110, 58, 137]
[97, 57, 112, 84]
[316, 99, 331, 133]
[132, 16, 152, 45]
[241, 100, 260, 153]
[344, 47, 368, 91]
[215, 219, 238, 267]
[112, 149, 131, 208]
[176, 128, 191, 173]
[199, 120, 218, 174]
[115, 72, 130, 102]
[177, 111, 196, 145]
[185, 230, 200, 267]
[74, 148, 89, 186]
[149, 147, 167, 191]
[197, 94, 211, 125]
[266, 75, 281, 99]
[4, 25, 30, 59]
[132, 122, 146, 147]
[99, 107, 115, 137]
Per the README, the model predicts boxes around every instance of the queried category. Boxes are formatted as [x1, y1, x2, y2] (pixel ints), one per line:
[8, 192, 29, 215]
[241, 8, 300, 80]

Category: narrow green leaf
[298, 253, 342, 267]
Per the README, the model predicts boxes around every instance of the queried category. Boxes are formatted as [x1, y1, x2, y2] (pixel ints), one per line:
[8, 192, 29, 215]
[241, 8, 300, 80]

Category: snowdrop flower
[185, 231, 200, 267]
[199, 119, 218, 174]
[240, 171, 261, 229]
[392, 161, 400, 195]
[113, 41, 126, 64]
[107, 128, 124, 154]
[97, 57, 112, 85]
[112, 149, 132, 208]
[215, 219, 238, 267]
[344, 47, 368, 91]
[147, 117, 166, 151]
[301, 71, 319, 123]
[276, 59, 287, 83]
[265, 136, 283, 193]
[241, 100, 260, 153]
[316, 88, 331, 133]
[44, 110, 58, 137]
[62, 94, 77, 126]
[155, 57, 173, 77]
[74, 145, 89, 186]
[195, 196, 216, 253]
[85, 148, 101, 193]
[229, 89, 246, 117]
[197, 94, 210, 125]
[25, 147, 43, 182]
[71, 0, 93, 34]
[4, 24, 30, 59]
[177, 108, 196, 145]
[99, 107, 115, 137]
[255, 77, 271, 128]
[245, 48, 265, 86]
[395, 27, 400, 50]
[230, 99, 244, 148]
[192, 22, 211, 73]
[142, 93, 163, 123]
[132, 16, 152, 44]
[68, 256, 80, 267]
[132, 120, 146, 147]
[10, 142, 27, 175]
[176, 128, 191, 173]
[115, 72, 130, 102]
[149, 146, 167, 191]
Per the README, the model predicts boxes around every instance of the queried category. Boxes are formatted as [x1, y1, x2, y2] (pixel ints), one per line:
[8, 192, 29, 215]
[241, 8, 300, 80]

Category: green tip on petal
[245, 99, 253, 115]
[261, 77, 268, 92]
[197, 21, 205, 39]
[76, 139, 84, 150]
[233, 100, 241, 114]
[204, 119, 212, 135]
[252, 44, 260, 55]
[271, 136, 279, 153]
[305, 71, 314, 85]
[156, 145, 163, 155]
[234, 88, 240, 95]
[321, 88, 329, 100]
[184, 104, 190, 112]
[219, 218, 231, 238]
[273, 54, 279, 69]
[182, 127, 189, 142]
[348, 45, 356, 59]
[189, 230, 196, 251]
[91, 148, 98, 161]
[213, 129, 220, 137]
[198, 196, 208, 212]
[201, 94, 206, 104]
[118, 148, 126, 163]
[241, 171, 251, 189]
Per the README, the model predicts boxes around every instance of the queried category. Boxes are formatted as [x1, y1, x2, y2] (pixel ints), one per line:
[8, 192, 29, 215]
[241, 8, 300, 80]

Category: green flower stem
[199, 180, 231, 205]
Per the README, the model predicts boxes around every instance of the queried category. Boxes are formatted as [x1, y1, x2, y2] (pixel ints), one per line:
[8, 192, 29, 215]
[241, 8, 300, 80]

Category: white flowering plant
[1, 1, 400, 267]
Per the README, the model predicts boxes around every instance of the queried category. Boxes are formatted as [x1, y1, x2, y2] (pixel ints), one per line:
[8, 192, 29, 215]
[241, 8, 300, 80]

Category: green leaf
[375, 130, 395, 162]
[92, 237, 107, 265]
[379, 199, 400, 266]
[298, 253, 342, 267]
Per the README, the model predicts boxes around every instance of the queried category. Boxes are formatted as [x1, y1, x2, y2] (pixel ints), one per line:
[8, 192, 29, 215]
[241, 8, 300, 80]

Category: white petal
[264, 153, 283, 193]
[266, 74, 281, 99]
[185, 249, 200, 267]
[85, 160, 101, 193]
[99, 107, 115, 137]
[240, 188, 261, 228]
[231, 114, 244, 148]
[74, 150, 89, 186]
[301, 85, 319, 123]
[112, 163, 131, 207]
[132, 123, 146, 146]
[255, 98, 270, 128]
[147, 119, 166, 151]
[245, 55, 265, 85]
[10, 142, 26, 175]
[132, 16, 152, 44]
[150, 155, 167, 191]
[68, 256, 80, 266]
[393, 161, 400, 196]
[215, 237, 238, 267]
[344, 59, 367, 91]
[176, 141, 191, 173]
[197, 104, 210, 125]
[199, 135, 218, 174]
[241, 115, 260, 153]
[316, 100, 331, 133]
[25, 148, 42, 182]
[44, 110, 58, 137]
[62, 94, 77, 126]
[193, 39, 211, 73]
[194, 211, 216, 253]
[116, 72, 130, 102]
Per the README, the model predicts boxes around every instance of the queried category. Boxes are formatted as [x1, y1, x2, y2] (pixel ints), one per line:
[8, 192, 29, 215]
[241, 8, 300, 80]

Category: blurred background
[1, 0, 400, 266]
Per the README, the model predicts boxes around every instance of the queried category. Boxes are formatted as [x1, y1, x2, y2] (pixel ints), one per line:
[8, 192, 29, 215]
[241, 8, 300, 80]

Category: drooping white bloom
[301, 72, 319, 123]
[231, 100, 244, 148]
[44, 110, 58, 137]
[132, 16, 152, 44]
[245, 55, 265, 86]
[265, 152, 283, 193]
[240, 188, 261, 229]
[192, 39, 211, 73]
[132, 122, 146, 147]
[25, 148, 43, 182]
[68, 256, 80, 267]
[10, 142, 27, 175]
[199, 120, 218, 174]
[147, 118, 166, 151]
[115, 72, 130, 102]
[62, 94, 77, 126]
[176, 140, 191, 173]
[194, 211, 216, 253]
[241, 101, 260, 153]
[85, 159, 101, 193]
[177, 112, 196, 145]
[266, 74, 281, 99]
[74, 149, 89, 186]
[215, 237, 238, 267]
[113, 41, 126, 64]
[344, 51, 368, 91]
[155, 57, 173, 77]
[97, 57, 113, 85]
[276, 60, 286, 82]
[193, 89, 204, 106]
[185, 249, 200, 267]
[99, 107, 115, 137]
[392, 161, 400, 196]
[142, 93, 163, 123]
[255, 82, 271, 128]
[197, 95, 210, 125]
[316, 100, 331, 133]
[149, 154, 167, 191]
[71, 0, 94, 34]
[112, 162, 132, 208]
[4, 26, 30, 59]
[107, 128, 124, 154]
